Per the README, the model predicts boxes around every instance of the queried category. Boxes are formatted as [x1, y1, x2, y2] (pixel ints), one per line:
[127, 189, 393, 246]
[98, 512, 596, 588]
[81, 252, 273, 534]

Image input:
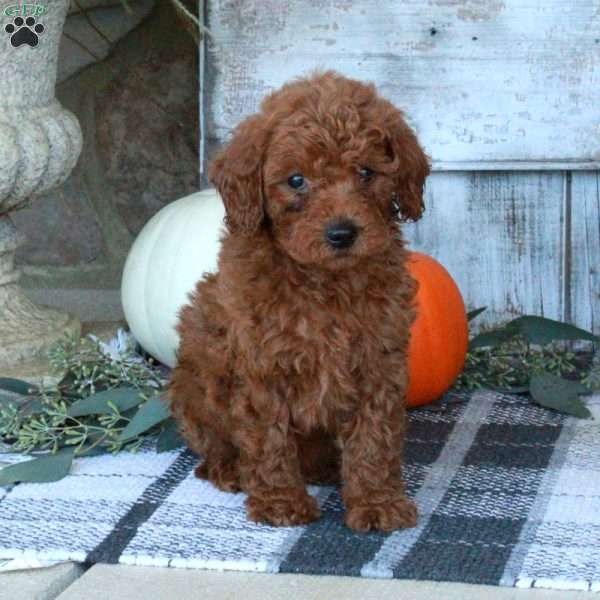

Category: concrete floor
[1, 564, 594, 600]
[0, 289, 595, 600]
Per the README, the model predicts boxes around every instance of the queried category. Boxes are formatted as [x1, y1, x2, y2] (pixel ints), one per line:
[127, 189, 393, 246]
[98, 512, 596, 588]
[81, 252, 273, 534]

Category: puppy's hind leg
[195, 431, 241, 493]
[169, 365, 241, 492]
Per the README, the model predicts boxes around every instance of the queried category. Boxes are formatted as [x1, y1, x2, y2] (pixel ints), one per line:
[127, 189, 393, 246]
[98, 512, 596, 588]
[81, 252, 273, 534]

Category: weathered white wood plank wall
[570, 172, 600, 332]
[203, 0, 600, 330]
[206, 0, 600, 168]
[405, 172, 567, 324]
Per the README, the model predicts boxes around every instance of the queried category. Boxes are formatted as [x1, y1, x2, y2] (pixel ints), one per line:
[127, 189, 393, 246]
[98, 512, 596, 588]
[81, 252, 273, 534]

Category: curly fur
[169, 71, 430, 531]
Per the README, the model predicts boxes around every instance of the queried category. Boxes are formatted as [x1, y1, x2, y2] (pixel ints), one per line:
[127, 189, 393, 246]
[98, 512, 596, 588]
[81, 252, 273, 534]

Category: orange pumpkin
[406, 252, 468, 408]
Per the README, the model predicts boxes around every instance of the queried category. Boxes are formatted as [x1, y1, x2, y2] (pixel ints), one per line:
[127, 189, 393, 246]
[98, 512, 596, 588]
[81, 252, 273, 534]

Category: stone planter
[0, 0, 82, 369]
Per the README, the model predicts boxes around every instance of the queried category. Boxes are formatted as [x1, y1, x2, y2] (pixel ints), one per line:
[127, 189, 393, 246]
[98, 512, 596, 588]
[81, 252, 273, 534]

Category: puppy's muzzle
[325, 219, 359, 250]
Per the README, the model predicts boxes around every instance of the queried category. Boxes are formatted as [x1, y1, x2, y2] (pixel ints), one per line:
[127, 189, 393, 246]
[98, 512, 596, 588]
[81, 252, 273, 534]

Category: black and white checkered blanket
[1, 389, 599, 591]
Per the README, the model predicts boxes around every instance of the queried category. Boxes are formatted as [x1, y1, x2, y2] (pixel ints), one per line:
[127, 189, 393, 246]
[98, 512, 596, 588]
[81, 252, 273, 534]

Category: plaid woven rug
[1, 389, 599, 591]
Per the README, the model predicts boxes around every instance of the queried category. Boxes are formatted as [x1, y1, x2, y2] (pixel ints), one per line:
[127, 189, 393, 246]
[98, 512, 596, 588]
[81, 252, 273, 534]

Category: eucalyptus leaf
[469, 325, 519, 350]
[489, 385, 531, 395]
[561, 378, 593, 396]
[67, 387, 145, 417]
[76, 444, 108, 458]
[0, 394, 44, 415]
[0, 392, 16, 406]
[467, 307, 487, 322]
[0, 448, 74, 486]
[0, 378, 37, 396]
[118, 394, 171, 442]
[20, 397, 46, 416]
[512, 316, 598, 346]
[156, 418, 185, 452]
[529, 372, 592, 419]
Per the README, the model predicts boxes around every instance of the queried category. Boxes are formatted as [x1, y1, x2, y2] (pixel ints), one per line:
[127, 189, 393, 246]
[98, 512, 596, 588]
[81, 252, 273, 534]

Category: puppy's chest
[260, 284, 404, 378]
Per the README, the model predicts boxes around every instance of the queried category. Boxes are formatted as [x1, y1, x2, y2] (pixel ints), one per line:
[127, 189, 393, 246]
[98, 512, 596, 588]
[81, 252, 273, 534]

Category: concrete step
[55, 565, 591, 600]
[0, 563, 83, 600]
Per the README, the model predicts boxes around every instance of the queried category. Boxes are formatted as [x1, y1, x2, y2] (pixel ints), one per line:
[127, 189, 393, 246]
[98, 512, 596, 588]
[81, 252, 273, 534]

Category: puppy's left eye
[358, 166, 375, 181]
[288, 173, 306, 190]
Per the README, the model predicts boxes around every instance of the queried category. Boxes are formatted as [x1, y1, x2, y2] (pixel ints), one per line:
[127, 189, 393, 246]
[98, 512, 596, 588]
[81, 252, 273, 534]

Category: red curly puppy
[169, 71, 430, 531]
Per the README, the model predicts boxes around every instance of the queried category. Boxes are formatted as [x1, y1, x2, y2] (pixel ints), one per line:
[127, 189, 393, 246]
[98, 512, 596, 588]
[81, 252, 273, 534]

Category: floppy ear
[382, 105, 430, 222]
[209, 114, 269, 234]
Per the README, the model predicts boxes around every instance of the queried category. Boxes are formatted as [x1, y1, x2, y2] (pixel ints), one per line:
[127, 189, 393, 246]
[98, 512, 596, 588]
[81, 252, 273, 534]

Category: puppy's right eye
[358, 166, 375, 181]
[287, 174, 306, 190]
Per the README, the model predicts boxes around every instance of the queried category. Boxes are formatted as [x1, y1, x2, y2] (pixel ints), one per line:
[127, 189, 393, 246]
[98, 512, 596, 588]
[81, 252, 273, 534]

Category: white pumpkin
[121, 189, 225, 366]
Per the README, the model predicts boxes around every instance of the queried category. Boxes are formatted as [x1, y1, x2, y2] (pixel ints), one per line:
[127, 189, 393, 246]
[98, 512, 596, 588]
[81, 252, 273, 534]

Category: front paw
[345, 494, 418, 532]
[247, 490, 321, 527]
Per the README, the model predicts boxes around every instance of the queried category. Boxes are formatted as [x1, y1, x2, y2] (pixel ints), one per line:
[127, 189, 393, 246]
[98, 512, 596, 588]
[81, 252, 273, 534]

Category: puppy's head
[210, 71, 430, 269]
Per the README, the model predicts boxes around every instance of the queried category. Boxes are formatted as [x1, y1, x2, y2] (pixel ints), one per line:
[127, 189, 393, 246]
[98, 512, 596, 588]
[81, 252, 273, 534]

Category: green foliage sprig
[456, 311, 598, 418]
[0, 334, 183, 486]
[457, 337, 579, 392]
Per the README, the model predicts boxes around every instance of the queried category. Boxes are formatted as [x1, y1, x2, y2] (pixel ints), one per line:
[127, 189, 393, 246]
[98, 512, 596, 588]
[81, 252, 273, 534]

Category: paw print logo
[5, 16, 45, 48]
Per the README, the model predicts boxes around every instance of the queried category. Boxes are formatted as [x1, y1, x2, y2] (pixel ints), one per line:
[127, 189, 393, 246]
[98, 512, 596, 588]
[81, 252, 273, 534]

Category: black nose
[325, 219, 358, 249]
